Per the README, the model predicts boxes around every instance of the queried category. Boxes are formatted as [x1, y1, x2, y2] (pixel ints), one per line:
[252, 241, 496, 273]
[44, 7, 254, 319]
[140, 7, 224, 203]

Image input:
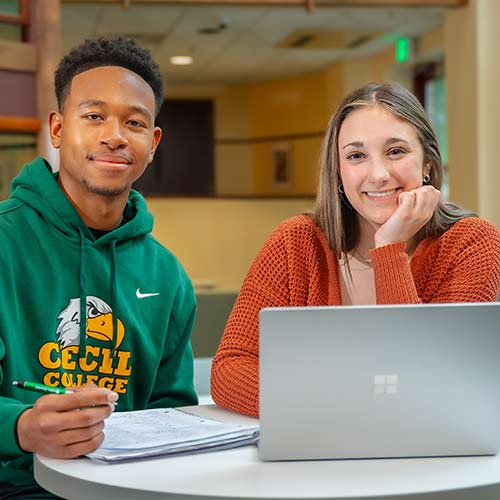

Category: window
[414, 62, 448, 199]
[0, 0, 30, 42]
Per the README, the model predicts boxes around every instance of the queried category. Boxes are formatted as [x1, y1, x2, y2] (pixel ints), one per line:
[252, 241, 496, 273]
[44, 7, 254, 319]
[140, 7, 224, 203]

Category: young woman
[210, 81, 500, 417]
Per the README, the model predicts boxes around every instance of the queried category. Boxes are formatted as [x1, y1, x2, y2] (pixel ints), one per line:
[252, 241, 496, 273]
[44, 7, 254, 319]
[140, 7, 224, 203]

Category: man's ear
[49, 111, 63, 149]
[148, 126, 162, 163]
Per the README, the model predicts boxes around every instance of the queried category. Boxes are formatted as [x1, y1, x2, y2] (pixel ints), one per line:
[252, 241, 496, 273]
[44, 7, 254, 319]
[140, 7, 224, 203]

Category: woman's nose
[367, 158, 390, 185]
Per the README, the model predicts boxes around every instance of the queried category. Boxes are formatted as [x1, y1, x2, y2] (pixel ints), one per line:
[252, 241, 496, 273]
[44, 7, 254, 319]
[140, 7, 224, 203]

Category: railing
[0, 116, 40, 134]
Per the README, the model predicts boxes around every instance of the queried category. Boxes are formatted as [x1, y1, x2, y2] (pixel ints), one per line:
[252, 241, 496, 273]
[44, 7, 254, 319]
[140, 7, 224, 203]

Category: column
[34, 0, 60, 168]
[445, 0, 500, 226]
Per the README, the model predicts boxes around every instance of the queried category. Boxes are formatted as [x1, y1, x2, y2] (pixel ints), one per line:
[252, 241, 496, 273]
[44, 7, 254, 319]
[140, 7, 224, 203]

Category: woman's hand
[374, 185, 440, 248]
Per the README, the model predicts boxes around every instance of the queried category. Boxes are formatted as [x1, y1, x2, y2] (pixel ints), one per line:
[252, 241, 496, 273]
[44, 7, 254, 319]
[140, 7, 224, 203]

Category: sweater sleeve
[371, 218, 500, 304]
[370, 242, 421, 304]
[424, 218, 500, 302]
[0, 399, 30, 459]
[211, 225, 291, 417]
[0, 338, 31, 460]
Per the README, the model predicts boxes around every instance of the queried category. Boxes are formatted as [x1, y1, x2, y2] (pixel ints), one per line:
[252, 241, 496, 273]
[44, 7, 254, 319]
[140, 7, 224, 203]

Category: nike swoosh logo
[136, 288, 160, 299]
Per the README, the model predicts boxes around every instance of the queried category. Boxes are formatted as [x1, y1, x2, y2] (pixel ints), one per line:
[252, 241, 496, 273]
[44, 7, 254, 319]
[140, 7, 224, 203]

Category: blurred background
[0, 0, 498, 360]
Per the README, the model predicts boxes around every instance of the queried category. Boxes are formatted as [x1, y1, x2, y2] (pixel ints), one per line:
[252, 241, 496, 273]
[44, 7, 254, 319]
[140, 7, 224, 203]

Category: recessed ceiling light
[170, 56, 193, 66]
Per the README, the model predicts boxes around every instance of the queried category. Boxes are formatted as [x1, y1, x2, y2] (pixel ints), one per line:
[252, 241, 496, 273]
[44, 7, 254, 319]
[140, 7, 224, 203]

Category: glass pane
[0, 0, 19, 16]
[0, 133, 36, 200]
[0, 23, 21, 41]
[425, 77, 448, 200]
[0, 1, 22, 41]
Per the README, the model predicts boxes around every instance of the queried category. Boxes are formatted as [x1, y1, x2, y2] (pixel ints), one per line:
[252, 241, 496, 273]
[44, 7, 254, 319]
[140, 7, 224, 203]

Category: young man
[0, 37, 197, 497]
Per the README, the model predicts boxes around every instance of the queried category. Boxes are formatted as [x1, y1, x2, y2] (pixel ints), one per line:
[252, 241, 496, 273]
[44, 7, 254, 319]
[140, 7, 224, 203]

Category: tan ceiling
[61, 3, 444, 89]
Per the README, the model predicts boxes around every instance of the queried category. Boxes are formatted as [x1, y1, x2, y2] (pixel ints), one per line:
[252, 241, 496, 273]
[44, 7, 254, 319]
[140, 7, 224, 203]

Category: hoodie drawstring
[78, 227, 87, 360]
[78, 231, 119, 359]
[110, 238, 118, 354]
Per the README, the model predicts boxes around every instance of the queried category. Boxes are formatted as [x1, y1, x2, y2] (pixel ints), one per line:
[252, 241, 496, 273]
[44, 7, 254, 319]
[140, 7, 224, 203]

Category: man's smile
[89, 154, 132, 170]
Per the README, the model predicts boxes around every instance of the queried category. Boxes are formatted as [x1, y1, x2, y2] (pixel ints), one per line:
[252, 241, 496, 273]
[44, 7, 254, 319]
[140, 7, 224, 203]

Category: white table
[35, 404, 500, 500]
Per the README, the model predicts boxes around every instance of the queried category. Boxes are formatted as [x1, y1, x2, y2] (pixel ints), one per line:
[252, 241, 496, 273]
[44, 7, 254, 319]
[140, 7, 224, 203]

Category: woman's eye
[86, 114, 101, 121]
[387, 147, 405, 157]
[346, 152, 364, 161]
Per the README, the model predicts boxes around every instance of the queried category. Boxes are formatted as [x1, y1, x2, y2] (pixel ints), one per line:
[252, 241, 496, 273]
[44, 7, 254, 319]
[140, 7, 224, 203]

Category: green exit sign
[395, 37, 410, 63]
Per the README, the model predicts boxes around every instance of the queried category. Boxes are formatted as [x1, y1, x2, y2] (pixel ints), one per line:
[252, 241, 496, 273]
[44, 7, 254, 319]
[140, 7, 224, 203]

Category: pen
[12, 380, 117, 407]
[12, 380, 73, 395]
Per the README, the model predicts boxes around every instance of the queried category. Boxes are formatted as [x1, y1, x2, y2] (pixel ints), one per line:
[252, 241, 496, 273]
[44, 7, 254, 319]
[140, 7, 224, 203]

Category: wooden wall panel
[0, 40, 36, 71]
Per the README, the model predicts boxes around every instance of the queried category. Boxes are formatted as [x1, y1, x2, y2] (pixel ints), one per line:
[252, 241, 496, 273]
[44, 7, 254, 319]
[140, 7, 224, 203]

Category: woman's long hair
[313, 81, 475, 259]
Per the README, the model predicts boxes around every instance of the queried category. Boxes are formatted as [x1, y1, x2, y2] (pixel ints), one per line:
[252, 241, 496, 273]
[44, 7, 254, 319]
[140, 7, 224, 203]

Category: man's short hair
[54, 36, 164, 116]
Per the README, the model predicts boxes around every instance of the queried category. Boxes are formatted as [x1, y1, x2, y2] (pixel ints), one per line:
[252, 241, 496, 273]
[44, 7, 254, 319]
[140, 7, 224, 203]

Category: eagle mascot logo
[56, 295, 125, 350]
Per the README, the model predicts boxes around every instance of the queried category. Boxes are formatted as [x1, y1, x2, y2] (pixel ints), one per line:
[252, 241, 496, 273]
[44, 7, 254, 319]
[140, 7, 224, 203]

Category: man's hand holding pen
[16, 385, 118, 459]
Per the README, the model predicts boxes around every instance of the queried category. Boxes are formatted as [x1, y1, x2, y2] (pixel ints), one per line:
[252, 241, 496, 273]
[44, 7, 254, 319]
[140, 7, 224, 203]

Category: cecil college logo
[37, 295, 132, 393]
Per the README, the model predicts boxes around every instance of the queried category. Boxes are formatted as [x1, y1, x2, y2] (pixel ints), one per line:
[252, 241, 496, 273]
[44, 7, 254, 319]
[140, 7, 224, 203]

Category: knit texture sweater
[211, 215, 500, 417]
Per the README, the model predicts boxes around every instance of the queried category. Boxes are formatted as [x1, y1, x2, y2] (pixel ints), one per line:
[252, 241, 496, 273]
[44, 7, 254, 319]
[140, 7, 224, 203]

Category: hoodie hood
[10, 157, 153, 247]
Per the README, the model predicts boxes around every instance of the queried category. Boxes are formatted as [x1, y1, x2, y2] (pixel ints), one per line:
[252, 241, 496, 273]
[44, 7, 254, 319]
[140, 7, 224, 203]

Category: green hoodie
[0, 158, 197, 486]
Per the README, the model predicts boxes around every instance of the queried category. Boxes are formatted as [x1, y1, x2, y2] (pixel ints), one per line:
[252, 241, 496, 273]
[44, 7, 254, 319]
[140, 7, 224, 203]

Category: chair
[194, 357, 214, 404]
[190, 292, 237, 357]
[191, 291, 237, 404]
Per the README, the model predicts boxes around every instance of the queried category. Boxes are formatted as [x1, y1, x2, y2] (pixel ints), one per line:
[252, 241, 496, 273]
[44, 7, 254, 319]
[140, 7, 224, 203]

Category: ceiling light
[170, 56, 193, 66]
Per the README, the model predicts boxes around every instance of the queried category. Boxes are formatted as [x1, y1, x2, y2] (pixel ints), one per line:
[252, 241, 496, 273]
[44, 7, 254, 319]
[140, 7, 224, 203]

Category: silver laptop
[259, 302, 500, 461]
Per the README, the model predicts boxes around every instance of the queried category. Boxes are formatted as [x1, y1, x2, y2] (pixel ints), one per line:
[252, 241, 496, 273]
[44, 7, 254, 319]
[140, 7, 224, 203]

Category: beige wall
[214, 85, 253, 196]
[248, 72, 329, 137]
[147, 197, 314, 291]
[445, 2, 478, 214]
[214, 72, 331, 197]
[324, 62, 345, 117]
[248, 72, 329, 196]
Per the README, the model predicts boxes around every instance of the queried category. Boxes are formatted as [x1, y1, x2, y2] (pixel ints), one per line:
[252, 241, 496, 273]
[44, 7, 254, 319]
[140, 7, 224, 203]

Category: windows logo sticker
[374, 374, 399, 395]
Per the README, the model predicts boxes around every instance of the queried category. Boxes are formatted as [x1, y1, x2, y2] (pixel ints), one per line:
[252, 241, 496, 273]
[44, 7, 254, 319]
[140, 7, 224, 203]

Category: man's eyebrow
[342, 141, 363, 150]
[78, 99, 105, 109]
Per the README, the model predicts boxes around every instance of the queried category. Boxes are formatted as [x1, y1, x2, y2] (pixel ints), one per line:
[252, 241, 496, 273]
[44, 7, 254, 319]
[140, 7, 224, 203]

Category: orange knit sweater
[211, 215, 500, 417]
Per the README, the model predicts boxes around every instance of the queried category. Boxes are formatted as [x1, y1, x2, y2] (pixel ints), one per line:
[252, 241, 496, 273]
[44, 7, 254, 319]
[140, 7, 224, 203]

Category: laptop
[259, 302, 500, 461]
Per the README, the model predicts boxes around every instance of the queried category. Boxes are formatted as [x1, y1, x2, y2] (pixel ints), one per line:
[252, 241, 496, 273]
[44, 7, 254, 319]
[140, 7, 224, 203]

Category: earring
[423, 173, 431, 184]
[338, 184, 353, 209]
